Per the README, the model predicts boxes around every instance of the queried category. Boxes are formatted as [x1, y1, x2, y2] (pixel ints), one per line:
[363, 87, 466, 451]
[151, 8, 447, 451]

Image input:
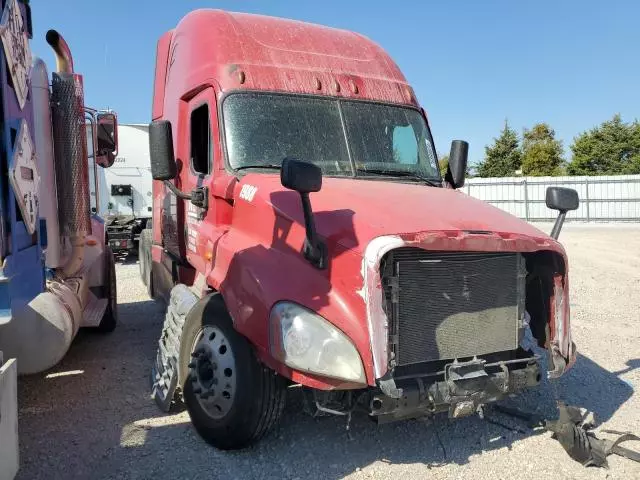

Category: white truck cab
[91, 124, 152, 254]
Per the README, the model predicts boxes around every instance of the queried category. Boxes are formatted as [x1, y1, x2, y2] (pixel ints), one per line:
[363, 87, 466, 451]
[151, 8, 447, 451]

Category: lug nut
[201, 390, 214, 399]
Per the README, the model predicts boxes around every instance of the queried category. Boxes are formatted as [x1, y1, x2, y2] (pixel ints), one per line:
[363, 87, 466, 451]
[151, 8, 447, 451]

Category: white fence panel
[464, 175, 640, 222]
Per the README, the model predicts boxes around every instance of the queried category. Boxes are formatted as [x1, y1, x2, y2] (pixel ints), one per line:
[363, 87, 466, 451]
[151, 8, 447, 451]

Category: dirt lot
[14, 224, 640, 480]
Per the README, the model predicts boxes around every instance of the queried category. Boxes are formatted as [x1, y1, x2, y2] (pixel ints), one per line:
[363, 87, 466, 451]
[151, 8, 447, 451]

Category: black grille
[111, 184, 133, 196]
[107, 231, 130, 240]
[384, 250, 525, 366]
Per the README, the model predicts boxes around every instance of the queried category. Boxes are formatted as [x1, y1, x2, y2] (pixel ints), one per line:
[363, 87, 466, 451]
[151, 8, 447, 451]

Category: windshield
[223, 93, 440, 181]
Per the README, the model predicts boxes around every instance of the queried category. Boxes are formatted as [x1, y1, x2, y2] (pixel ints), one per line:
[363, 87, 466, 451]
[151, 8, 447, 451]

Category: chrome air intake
[382, 249, 526, 366]
[47, 30, 91, 237]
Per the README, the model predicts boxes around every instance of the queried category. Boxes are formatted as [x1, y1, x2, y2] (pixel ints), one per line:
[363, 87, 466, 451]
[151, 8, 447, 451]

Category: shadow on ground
[90, 351, 635, 480]
[16, 299, 166, 480]
[16, 294, 635, 480]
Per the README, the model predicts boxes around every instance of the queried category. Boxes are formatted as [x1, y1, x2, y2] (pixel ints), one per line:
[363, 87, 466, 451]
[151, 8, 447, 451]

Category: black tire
[179, 294, 287, 450]
[139, 229, 154, 299]
[98, 246, 118, 332]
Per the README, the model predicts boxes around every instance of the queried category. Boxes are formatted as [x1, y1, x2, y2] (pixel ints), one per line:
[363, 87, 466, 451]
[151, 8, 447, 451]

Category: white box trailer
[89, 124, 152, 254]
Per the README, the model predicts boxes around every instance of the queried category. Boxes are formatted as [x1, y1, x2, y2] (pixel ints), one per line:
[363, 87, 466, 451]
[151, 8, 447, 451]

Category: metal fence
[464, 175, 640, 222]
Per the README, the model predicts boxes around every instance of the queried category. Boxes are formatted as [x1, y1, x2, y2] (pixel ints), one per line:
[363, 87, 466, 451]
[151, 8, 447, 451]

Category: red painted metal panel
[152, 30, 173, 121]
[150, 9, 575, 390]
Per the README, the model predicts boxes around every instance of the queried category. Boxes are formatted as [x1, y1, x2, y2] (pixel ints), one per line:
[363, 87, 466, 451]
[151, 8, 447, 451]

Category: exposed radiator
[383, 250, 526, 366]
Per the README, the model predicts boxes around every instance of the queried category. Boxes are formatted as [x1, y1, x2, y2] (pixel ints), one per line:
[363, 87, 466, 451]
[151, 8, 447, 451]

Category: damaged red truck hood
[254, 175, 561, 252]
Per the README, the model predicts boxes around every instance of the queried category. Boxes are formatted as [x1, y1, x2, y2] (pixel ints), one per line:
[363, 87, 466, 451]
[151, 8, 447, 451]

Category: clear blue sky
[31, 0, 640, 165]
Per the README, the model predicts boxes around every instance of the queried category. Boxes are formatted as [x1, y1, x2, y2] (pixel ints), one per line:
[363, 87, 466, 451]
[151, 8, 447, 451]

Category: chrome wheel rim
[189, 326, 237, 419]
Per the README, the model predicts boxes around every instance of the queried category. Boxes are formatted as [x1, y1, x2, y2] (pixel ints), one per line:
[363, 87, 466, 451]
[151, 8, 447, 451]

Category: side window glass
[190, 104, 210, 175]
[392, 125, 418, 164]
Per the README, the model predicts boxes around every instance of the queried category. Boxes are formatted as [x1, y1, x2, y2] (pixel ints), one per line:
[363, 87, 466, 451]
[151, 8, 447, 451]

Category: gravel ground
[15, 224, 640, 480]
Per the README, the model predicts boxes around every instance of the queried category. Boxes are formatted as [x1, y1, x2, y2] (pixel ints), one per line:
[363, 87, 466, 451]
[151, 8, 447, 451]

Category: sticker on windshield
[423, 139, 438, 171]
[0, 0, 32, 110]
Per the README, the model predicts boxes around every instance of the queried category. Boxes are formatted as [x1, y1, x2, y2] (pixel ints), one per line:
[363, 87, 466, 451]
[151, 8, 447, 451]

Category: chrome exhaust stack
[46, 29, 90, 276]
[45, 30, 74, 74]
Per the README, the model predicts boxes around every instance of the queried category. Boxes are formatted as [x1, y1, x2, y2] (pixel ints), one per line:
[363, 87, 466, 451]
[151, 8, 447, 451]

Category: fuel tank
[0, 279, 83, 374]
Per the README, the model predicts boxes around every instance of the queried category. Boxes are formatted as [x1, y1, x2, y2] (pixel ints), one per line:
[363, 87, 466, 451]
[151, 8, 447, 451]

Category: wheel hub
[189, 326, 236, 419]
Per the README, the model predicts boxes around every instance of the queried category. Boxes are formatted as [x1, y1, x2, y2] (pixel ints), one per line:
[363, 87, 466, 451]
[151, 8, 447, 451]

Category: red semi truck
[144, 9, 579, 450]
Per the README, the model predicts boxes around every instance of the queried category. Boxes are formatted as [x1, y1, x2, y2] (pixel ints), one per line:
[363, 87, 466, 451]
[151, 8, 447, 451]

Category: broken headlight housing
[269, 302, 366, 384]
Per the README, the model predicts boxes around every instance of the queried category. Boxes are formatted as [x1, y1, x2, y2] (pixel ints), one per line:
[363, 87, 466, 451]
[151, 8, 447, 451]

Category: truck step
[82, 296, 108, 327]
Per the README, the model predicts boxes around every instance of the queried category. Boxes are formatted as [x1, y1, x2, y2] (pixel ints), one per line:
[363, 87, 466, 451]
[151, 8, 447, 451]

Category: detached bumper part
[370, 360, 540, 424]
[547, 341, 577, 380]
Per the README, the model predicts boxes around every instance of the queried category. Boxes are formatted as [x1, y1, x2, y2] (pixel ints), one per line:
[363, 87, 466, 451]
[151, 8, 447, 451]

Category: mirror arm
[163, 180, 192, 200]
[299, 192, 327, 269]
[550, 210, 567, 240]
[163, 180, 208, 210]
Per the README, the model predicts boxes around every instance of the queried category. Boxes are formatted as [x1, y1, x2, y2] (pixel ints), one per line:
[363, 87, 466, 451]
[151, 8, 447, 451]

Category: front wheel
[179, 294, 287, 450]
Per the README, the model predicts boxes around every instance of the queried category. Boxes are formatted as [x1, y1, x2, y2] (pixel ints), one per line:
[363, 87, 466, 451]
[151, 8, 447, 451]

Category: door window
[190, 104, 210, 175]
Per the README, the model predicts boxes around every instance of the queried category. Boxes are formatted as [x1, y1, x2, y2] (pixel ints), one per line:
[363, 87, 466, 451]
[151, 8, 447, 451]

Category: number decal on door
[239, 184, 258, 202]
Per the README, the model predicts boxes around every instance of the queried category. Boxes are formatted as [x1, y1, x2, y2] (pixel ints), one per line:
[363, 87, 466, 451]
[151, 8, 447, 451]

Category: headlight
[269, 302, 366, 384]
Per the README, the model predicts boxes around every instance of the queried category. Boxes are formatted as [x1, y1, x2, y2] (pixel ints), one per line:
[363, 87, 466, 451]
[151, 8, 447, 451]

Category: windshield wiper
[355, 168, 442, 187]
[234, 164, 282, 171]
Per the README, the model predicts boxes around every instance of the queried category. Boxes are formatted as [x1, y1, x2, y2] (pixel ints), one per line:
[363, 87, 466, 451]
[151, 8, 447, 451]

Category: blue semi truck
[0, 1, 119, 475]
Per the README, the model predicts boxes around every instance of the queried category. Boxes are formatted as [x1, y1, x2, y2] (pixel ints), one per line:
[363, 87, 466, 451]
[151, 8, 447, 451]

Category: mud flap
[151, 285, 198, 412]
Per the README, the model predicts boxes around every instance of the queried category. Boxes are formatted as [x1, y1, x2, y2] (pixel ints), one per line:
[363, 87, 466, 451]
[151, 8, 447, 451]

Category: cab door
[177, 86, 223, 276]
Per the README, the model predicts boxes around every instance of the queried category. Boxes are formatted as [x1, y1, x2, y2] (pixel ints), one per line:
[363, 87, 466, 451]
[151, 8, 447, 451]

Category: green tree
[567, 114, 640, 175]
[438, 154, 449, 177]
[437, 152, 474, 178]
[476, 121, 522, 177]
[521, 123, 565, 176]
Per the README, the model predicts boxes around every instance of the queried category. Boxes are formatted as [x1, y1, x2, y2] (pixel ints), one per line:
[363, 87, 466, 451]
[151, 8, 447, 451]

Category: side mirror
[149, 120, 208, 210]
[546, 187, 579, 212]
[280, 157, 322, 193]
[149, 120, 177, 180]
[546, 186, 579, 239]
[280, 158, 326, 269]
[96, 112, 118, 167]
[446, 140, 468, 189]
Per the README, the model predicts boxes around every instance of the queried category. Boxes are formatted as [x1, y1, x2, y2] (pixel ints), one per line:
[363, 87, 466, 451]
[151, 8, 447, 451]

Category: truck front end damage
[348, 231, 576, 423]
[148, 9, 579, 450]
